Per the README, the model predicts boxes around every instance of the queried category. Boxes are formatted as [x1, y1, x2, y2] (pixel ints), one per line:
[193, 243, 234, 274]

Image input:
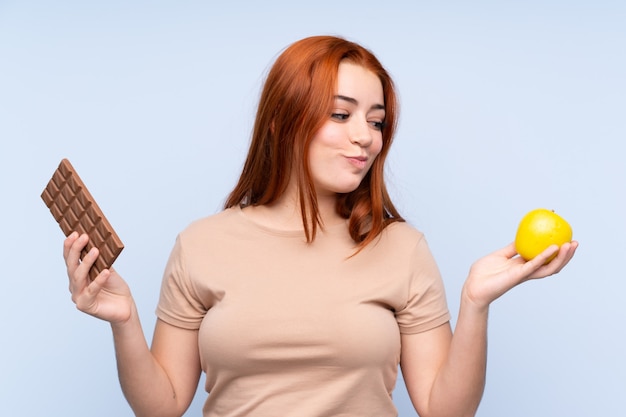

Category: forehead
[336, 62, 384, 103]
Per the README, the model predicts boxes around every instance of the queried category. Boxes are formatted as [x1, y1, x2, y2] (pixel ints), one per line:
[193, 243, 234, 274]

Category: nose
[349, 117, 374, 147]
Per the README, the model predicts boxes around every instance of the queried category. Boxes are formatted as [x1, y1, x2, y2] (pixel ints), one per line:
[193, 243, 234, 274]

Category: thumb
[73, 269, 109, 313]
[522, 244, 559, 276]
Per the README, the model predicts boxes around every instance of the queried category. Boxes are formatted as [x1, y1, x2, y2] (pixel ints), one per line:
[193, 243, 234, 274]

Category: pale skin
[63, 62, 578, 417]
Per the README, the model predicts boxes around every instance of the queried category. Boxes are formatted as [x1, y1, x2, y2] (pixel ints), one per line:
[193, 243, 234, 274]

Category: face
[308, 61, 385, 197]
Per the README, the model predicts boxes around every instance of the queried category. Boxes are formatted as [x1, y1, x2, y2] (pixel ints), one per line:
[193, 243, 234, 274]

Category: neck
[243, 183, 343, 231]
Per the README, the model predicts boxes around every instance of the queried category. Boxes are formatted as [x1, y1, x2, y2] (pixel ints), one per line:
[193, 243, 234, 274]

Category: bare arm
[64, 233, 201, 417]
[401, 241, 578, 417]
[112, 315, 201, 417]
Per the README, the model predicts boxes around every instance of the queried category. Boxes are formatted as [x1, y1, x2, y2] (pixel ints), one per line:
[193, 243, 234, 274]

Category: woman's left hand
[462, 241, 579, 310]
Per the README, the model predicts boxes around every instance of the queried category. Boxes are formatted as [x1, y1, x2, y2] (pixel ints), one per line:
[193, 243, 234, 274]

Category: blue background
[1, 1, 624, 415]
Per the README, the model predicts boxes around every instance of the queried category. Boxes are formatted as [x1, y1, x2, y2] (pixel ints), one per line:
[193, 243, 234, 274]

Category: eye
[370, 120, 385, 131]
[331, 112, 349, 121]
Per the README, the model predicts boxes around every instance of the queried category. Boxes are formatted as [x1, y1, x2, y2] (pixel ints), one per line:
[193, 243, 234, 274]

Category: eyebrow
[334, 95, 385, 111]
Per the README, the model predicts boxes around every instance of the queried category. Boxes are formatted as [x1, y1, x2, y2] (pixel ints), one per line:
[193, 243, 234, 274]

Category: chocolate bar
[41, 159, 124, 280]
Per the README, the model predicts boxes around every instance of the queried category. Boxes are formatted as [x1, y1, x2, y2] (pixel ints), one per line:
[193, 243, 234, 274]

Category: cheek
[371, 136, 384, 157]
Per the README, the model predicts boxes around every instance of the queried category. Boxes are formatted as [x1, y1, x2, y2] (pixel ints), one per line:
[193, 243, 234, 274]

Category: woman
[64, 36, 577, 417]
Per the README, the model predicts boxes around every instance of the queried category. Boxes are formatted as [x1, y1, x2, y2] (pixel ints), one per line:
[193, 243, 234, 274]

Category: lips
[345, 155, 368, 169]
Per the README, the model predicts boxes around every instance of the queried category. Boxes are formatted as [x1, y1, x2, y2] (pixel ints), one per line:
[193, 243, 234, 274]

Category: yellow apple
[515, 208, 573, 263]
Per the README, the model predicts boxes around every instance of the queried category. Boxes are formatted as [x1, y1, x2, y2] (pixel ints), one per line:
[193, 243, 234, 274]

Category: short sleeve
[395, 236, 450, 334]
[155, 235, 207, 330]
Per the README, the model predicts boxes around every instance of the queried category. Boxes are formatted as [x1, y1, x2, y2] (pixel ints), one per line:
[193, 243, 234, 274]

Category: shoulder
[177, 207, 244, 244]
[379, 220, 426, 247]
[182, 206, 241, 232]
[357, 221, 431, 264]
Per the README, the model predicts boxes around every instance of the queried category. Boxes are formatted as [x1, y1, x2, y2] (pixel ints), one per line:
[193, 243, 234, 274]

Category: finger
[494, 242, 518, 259]
[69, 246, 99, 295]
[538, 244, 560, 265]
[528, 242, 576, 279]
[73, 269, 110, 312]
[62, 231, 79, 260]
[521, 244, 559, 276]
[65, 234, 89, 267]
[565, 240, 579, 261]
[76, 246, 99, 280]
[65, 233, 89, 270]
[545, 241, 578, 274]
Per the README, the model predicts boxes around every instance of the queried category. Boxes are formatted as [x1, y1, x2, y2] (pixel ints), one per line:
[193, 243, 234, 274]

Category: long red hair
[225, 36, 404, 250]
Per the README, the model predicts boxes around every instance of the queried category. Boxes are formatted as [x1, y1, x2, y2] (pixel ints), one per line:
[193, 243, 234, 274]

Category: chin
[316, 176, 366, 196]
[332, 182, 363, 194]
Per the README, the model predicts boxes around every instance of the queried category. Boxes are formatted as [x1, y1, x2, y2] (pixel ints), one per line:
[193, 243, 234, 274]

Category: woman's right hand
[63, 232, 134, 324]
